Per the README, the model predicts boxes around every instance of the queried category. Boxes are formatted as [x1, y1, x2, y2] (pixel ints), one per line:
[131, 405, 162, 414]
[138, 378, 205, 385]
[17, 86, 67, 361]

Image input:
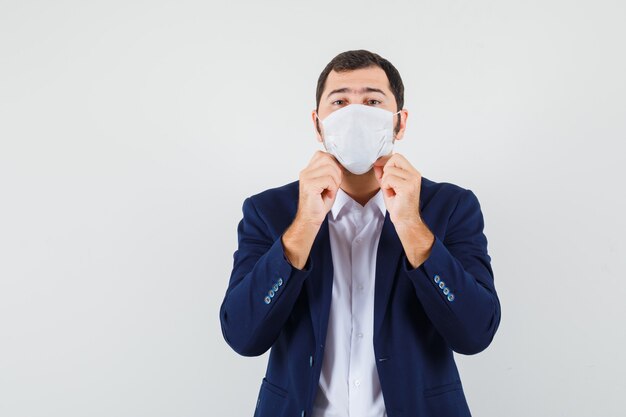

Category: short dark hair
[315, 49, 405, 134]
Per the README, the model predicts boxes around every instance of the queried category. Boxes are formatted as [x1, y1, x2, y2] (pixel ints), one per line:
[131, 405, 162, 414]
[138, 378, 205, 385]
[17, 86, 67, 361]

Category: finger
[302, 159, 342, 189]
[374, 154, 393, 185]
[309, 150, 326, 163]
[309, 151, 342, 173]
[310, 175, 339, 194]
[373, 165, 384, 184]
[373, 154, 392, 168]
[312, 154, 343, 182]
[305, 165, 342, 189]
[385, 153, 419, 175]
[307, 150, 331, 169]
[381, 165, 413, 181]
[380, 174, 407, 193]
[322, 153, 343, 173]
[306, 161, 342, 182]
[324, 153, 344, 172]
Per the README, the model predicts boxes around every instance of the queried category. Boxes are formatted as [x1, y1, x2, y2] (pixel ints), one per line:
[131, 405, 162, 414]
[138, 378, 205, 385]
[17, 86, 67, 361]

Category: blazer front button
[434, 274, 440, 283]
[439, 281, 445, 289]
[447, 293, 455, 302]
[443, 287, 450, 295]
[264, 296, 271, 304]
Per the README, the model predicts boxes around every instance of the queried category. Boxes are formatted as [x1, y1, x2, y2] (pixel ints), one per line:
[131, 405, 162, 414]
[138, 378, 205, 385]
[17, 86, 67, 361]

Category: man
[219, 49, 501, 417]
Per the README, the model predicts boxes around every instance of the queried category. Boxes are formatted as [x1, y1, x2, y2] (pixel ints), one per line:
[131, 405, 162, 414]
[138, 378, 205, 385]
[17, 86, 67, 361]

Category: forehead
[323, 66, 391, 97]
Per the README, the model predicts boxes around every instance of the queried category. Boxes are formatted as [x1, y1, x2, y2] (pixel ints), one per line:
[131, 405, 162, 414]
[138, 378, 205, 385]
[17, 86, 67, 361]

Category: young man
[219, 49, 501, 417]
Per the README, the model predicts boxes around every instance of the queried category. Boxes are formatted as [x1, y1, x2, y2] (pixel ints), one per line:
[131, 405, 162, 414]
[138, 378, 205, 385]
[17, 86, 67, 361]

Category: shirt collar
[330, 187, 387, 221]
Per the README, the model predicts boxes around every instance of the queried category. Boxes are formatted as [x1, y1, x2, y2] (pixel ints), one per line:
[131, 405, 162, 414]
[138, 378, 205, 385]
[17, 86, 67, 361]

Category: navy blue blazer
[220, 176, 501, 417]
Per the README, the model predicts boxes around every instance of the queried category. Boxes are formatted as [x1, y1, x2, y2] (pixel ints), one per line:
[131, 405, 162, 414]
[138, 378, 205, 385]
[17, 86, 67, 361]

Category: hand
[373, 152, 424, 229]
[296, 150, 343, 227]
[281, 151, 343, 269]
[374, 152, 434, 268]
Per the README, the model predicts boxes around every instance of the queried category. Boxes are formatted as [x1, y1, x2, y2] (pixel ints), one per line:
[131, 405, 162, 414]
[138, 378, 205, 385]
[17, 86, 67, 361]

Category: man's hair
[315, 49, 405, 134]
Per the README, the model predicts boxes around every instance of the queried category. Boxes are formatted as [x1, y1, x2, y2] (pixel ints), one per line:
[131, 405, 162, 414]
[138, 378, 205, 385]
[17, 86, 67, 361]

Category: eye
[367, 99, 381, 105]
[332, 100, 345, 105]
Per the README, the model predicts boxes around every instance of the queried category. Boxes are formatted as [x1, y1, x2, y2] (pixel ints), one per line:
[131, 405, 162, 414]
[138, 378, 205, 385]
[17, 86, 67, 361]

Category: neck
[340, 168, 381, 207]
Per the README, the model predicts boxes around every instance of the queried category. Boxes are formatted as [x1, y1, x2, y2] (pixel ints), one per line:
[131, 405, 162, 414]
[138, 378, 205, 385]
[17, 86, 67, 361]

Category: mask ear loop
[391, 110, 401, 141]
[315, 111, 324, 139]
[315, 111, 330, 151]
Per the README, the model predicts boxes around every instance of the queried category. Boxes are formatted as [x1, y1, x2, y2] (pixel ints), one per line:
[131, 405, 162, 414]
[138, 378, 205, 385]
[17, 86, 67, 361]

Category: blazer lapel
[305, 210, 404, 346]
[305, 214, 334, 347]
[373, 211, 404, 340]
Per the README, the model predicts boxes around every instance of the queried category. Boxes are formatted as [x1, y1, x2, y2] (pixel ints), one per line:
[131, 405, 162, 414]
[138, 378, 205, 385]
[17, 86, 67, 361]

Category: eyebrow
[326, 87, 387, 99]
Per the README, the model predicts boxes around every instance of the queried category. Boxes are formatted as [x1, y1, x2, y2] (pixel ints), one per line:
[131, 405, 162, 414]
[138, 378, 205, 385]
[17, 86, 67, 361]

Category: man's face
[312, 66, 408, 146]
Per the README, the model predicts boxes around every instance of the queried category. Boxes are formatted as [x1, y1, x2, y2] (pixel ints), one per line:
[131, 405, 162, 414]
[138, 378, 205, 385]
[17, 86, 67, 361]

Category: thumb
[323, 187, 338, 210]
[373, 165, 384, 185]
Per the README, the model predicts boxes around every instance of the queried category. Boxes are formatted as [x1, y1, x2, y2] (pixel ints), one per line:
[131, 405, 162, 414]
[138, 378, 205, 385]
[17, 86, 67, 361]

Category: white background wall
[1, 1, 625, 416]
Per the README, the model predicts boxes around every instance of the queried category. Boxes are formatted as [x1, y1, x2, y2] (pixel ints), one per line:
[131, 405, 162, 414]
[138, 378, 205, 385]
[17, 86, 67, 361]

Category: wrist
[281, 218, 319, 270]
[395, 220, 435, 269]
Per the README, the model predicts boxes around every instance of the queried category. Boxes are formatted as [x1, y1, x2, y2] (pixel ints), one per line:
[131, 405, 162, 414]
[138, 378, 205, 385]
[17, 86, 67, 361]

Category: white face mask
[316, 104, 401, 175]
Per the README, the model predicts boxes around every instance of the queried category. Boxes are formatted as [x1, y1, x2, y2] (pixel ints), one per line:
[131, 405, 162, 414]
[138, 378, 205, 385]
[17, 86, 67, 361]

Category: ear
[312, 110, 324, 143]
[393, 109, 409, 141]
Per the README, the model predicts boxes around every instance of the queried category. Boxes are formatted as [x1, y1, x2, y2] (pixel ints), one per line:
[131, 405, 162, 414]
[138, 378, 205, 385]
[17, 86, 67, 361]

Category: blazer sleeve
[402, 188, 502, 355]
[219, 196, 314, 357]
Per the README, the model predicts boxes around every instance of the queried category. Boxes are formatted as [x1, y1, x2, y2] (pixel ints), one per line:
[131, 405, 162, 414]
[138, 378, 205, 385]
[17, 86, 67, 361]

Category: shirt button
[356, 238, 362, 244]
[354, 379, 361, 387]
[357, 284, 364, 291]
[357, 333, 363, 339]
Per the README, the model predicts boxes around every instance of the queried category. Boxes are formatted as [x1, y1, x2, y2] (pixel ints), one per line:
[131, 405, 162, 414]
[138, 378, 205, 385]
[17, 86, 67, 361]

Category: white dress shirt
[312, 187, 387, 417]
